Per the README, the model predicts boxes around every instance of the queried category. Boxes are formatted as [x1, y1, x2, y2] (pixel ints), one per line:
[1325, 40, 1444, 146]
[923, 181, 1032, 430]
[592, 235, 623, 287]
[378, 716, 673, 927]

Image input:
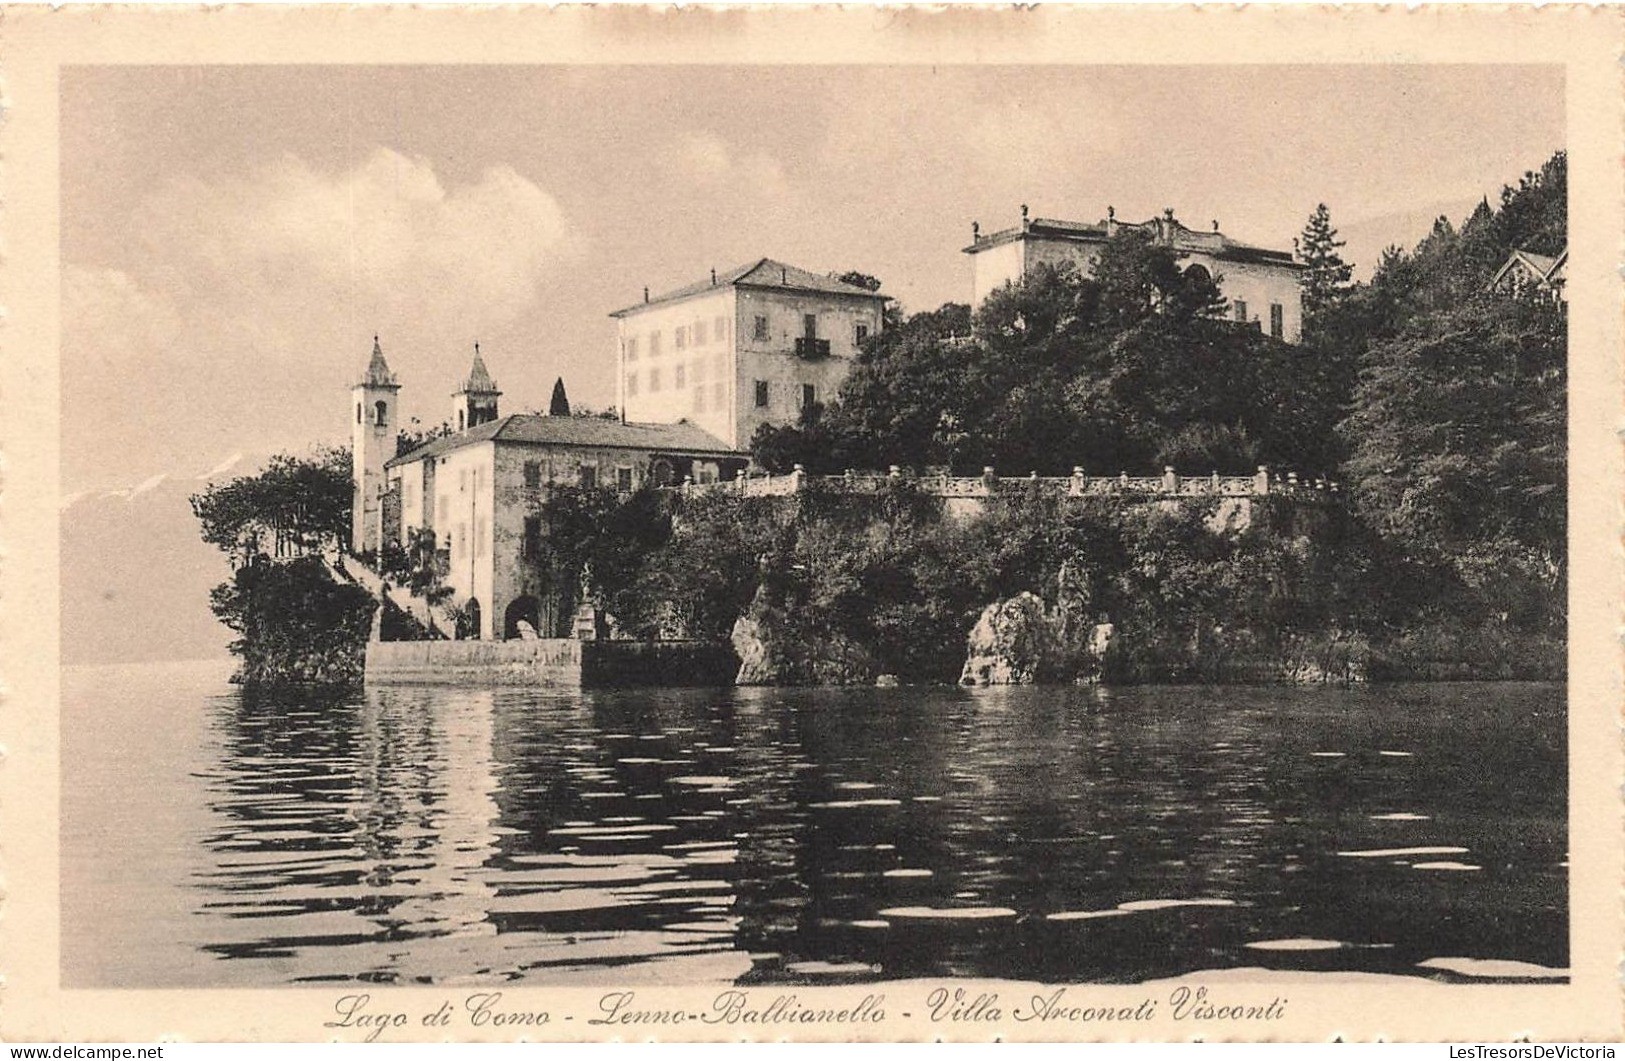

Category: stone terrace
[675, 465, 1340, 506]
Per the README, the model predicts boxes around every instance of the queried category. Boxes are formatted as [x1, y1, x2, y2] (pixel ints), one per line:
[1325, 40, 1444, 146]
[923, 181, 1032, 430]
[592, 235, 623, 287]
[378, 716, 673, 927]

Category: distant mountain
[61, 455, 263, 666]
[1336, 196, 1483, 281]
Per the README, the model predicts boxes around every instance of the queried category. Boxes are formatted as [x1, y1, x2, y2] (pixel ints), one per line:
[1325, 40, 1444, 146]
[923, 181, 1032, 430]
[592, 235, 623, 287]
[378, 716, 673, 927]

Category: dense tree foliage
[761, 230, 1345, 477]
[192, 452, 374, 686]
[207, 556, 376, 686]
[191, 447, 352, 564]
[527, 484, 672, 635]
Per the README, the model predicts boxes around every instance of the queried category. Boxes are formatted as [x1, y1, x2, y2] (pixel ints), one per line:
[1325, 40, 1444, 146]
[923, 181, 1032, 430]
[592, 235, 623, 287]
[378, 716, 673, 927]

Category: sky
[60, 64, 1564, 494]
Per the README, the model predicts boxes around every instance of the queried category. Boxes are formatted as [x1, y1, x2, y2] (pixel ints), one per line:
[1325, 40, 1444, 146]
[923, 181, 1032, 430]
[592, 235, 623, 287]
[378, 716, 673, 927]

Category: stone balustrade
[675, 464, 1338, 504]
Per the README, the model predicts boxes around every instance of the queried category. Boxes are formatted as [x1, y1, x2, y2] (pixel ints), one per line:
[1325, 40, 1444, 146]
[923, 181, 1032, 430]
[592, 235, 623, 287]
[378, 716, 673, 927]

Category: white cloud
[62, 149, 577, 490]
[132, 147, 577, 331]
[670, 132, 789, 197]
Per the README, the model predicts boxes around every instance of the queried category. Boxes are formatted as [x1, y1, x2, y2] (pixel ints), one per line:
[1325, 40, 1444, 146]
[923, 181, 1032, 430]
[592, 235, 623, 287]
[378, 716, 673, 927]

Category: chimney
[1020, 203, 1030, 231]
[781, 267, 787, 284]
[972, 221, 980, 242]
[1213, 219, 1220, 232]
[643, 286, 650, 303]
[711, 267, 717, 285]
[1107, 206, 1116, 237]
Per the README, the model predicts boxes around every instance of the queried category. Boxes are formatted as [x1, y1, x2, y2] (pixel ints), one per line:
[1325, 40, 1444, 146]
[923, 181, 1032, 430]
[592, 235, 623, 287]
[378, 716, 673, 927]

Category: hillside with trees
[738, 150, 1567, 680]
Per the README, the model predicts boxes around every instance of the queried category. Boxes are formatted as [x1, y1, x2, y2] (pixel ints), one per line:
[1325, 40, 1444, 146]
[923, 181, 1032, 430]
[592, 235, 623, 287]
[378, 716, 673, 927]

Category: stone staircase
[324, 549, 456, 639]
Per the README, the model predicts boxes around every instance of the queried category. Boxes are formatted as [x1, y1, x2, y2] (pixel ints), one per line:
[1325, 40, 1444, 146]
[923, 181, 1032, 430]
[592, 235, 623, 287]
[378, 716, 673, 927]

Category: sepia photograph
[5, 5, 1621, 1044]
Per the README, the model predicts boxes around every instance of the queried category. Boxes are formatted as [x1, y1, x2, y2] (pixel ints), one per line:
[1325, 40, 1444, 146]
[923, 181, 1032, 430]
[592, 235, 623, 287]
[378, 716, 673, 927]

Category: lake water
[61, 662, 1567, 988]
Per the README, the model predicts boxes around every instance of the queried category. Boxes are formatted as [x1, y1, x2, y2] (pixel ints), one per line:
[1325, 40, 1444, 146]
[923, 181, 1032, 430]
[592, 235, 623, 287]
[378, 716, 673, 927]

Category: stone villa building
[610, 258, 890, 450]
[351, 340, 743, 640]
[964, 206, 1306, 342]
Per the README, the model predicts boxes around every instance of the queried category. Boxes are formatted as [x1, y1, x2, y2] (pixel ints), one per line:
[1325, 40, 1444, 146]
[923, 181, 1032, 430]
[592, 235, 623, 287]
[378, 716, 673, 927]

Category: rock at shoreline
[732, 584, 877, 685]
[731, 605, 776, 685]
[960, 592, 1054, 685]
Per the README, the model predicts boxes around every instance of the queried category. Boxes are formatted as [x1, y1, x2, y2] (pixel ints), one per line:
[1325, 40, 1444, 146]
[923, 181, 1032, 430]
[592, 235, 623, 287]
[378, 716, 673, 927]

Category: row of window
[1233, 300, 1288, 339]
[626, 315, 732, 361]
[521, 459, 633, 492]
[624, 316, 873, 360]
[626, 367, 730, 407]
[755, 380, 816, 410]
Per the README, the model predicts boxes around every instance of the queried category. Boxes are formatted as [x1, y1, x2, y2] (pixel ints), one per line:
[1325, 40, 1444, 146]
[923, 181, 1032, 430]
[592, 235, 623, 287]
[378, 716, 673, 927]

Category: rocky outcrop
[960, 592, 1055, 685]
[731, 583, 877, 685]
[960, 555, 1120, 685]
[730, 599, 776, 685]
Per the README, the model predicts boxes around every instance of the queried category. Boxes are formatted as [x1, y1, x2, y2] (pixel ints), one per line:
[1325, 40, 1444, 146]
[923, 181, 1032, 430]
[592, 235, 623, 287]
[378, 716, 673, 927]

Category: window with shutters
[753, 315, 769, 341]
[755, 380, 769, 408]
[1269, 303, 1284, 339]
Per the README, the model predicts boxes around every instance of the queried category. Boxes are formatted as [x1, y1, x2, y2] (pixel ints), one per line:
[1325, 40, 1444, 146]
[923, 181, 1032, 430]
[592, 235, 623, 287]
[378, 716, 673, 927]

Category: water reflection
[88, 674, 1567, 987]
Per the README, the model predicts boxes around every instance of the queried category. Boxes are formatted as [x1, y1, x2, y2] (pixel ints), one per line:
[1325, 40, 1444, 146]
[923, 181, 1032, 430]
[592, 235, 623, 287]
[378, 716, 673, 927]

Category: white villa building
[964, 207, 1307, 342]
[610, 259, 890, 450]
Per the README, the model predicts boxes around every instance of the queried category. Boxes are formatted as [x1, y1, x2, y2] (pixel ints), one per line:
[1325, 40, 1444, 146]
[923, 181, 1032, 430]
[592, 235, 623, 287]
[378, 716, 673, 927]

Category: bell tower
[453, 343, 501, 432]
[350, 336, 401, 555]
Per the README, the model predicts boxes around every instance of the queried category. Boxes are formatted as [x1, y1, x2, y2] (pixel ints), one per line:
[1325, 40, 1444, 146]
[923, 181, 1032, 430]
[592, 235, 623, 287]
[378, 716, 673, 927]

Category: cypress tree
[549, 377, 571, 416]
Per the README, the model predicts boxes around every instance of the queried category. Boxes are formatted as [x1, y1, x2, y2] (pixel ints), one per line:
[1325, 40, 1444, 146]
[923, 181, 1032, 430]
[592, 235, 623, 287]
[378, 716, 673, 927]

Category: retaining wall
[364, 638, 737, 688]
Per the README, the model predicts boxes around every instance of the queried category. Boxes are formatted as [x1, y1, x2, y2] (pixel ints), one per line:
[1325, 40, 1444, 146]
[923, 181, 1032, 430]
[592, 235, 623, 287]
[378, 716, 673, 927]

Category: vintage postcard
[1, 5, 1620, 1044]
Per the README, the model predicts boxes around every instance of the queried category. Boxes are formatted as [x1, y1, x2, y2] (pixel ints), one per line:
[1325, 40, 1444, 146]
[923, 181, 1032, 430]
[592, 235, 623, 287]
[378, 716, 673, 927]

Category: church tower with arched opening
[351, 336, 400, 554]
[453, 344, 501, 432]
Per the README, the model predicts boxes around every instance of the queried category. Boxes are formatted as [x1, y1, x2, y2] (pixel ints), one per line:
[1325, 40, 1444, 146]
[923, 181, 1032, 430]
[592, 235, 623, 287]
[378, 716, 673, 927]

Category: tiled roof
[1489, 247, 1569, 291]
[1514, 250, 1561, 277]
[358, 337, 400, 388]
[610, 257, 889, 317]
[387, 414, 739, 468]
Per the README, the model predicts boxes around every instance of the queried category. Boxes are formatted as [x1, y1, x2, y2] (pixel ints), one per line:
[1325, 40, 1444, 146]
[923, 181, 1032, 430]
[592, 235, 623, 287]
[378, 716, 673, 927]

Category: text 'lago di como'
[322, 986, 1288, 1040]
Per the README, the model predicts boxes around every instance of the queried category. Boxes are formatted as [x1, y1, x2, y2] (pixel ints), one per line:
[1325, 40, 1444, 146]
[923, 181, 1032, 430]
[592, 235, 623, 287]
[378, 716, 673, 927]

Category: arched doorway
[1184, 263, 1212, 285]
[459, 598, 483, 640]
[504, 596, 541, 640]
[650, 458, 677, 487]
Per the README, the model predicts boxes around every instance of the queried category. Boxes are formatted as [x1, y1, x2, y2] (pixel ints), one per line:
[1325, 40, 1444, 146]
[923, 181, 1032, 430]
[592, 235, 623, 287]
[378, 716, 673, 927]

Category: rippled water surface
[62, 662, 1566, 987]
